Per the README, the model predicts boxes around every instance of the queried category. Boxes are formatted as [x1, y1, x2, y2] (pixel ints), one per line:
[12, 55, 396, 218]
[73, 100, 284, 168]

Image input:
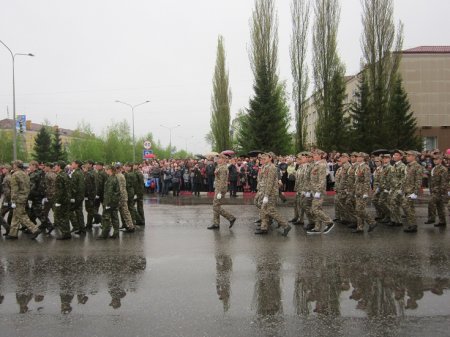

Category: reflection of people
[214, 231, 233, 312]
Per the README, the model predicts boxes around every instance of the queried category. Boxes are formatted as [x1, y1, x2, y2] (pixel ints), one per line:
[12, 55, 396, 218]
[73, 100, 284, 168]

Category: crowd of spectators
[137, 148, 450, 196]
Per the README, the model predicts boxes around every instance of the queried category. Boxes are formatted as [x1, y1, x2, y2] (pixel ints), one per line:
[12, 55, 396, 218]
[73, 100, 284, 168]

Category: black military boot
[424, 220, 435, 224]
[207, 224, 219, 230]
[404, 225, 417, 233]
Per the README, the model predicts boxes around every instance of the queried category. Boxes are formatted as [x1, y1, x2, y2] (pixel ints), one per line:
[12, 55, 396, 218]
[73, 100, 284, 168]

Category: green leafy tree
[33, 126, 52, 162]
[385, 76, 421, 150]
[0, 130, 27, 163]
[103, 121, 133, 163]
[210, 35, 232, 152]
[67, 122, 105, 162]
[50, 127, 68, 162]
[238, 0, 291, 155]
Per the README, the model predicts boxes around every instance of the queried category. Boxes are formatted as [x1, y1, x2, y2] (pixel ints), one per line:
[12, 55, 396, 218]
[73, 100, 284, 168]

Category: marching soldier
[425, 153, 448, 227]
[133, 163, 146, 226]
[343, 153, 358, 228]
[41, 162, 57, 233]
[293, 152, 314, 229]
[94, 162, 108, 224]
[115, 163, 135, 232]
[207, 154, 236, 230]
[53, 161, 72, 240]
[69, 160, 86, 235]
[5, 160, 42, 240]
[352, 153, 377, 233]
[255, 152, 291, 236]
[97, 165, 120, 239]
[387, 150, 407, 227]
[124, 163, 138, 227]
[84, 160, 98, 230]
[371, 157, 384, 220]
[290, 153, 302, 224]
[378, 154, 393, 224]
[27, 161, 45, 226]
[0, 164, 12, 235]
[334, 153, 351, 225]
[403, 151, 424, 233]
[306, 149, 334, 235]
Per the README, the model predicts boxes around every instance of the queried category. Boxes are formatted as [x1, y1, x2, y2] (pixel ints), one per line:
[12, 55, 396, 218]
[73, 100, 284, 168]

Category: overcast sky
[1, 0, 448, 155]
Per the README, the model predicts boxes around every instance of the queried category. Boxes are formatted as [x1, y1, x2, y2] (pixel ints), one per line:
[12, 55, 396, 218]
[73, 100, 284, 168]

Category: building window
[423, 136, 437, 150]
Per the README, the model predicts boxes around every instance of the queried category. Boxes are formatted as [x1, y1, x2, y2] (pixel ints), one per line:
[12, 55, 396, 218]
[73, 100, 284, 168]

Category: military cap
[86, 160, 95, 165]
[356, 152, 368, 158]
[340, 153, 350, 158]
[266, 151, 276, 158]
[350, 152, 359, 157]
[381, 153, 391, 158]
[96, 161, 104, 166]
[44, 162, 54, 168]
[296, 152, 304, 158]
[29, 160, 38, 166]
[12, 160, 24, 168]
[392, 149, 405, 156]
[433, 153, 443, 160]
[405, 150, 419, 157]
[2, 163, 12, 170]
[73, 159, 83, 166]
[55, 160, 66, 168]
[314, 149, 325, 156]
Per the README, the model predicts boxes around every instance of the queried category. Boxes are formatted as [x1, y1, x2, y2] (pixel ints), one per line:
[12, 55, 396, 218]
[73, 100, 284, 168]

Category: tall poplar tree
[210, 35, 232, 152]
[290, 0, 310, 152]
[237, 0, 291, 155]
[312, 0, 347, 150]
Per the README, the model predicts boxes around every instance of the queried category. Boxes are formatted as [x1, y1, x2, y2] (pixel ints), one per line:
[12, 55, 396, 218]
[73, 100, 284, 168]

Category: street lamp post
[115, 100, 150, 162]
[160, 124, 180, 156]
[0, 40, 34, 160]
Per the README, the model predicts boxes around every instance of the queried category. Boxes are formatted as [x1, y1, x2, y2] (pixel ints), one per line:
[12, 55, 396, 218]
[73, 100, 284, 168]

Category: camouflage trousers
[355, 197, 376, 230]
[85, 199, 96, 227]
[1, 203, 12, 233]
[41, 199, 54, 228]
[260, 198, 288, 231]
[343, 192, 357, 223]
[54, 204, 71, 236]
[254, 192, 263, 210]
[127, 198, 137, 226]
[334, 192, 346, 221]
[119, 199, 134, 229]
[295, 193, 313, 224]
[378, 191, 391, 221]
[101, 207, 119, 236]
[70, 201, 85, 232]
[427, 193, 447, 224]
[27, 199, 43, 225]
[371, 190, 384, 218]
[213, 197, 235, 226]
[388, 191, 404, 224]
[9, 202, 39, 237]
[402, 197, 417, 226]
[135, 195, 145, 226]
[311, 197, 332, 231]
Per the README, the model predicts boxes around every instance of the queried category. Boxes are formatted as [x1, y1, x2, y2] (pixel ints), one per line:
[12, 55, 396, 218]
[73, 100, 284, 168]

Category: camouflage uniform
[295, 162, 314, 225]
[9, 169, 40, 237]
[379, 162, 393, 222]
[116, 172, 134, 230]
[254, 165, 265, 210]
[371, 165, 384, 218]
[402, 160, 423, 228]
[69, 168, 86, 233]
[343, 163, 357, 224]
[354, 162, 376, 231]
[41, 170, 57, 229]
[334, 162, 351, 223]
[0, 169, 12, 233]
[54, 170, 72, 237]
[309, 160, 333, 231]
[212, 163, 235, 226]
[27, 168, 45, 225]
[84, 167, 98, 228]
[94, 168, 108, 216]
[388, 160, 407, 225]
[100, 174, 120, 238]
[124, 170, 138, 226]
[427, 164, 448, 224]
[259, 163, 289, 231]
[134, 168, 145, 226]
[303, 162, 314, 224]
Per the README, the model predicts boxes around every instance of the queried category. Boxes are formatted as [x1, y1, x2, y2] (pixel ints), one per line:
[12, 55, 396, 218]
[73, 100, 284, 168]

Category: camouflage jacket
[29, 169, 45, 201]
[334, 162, 351, 193]
[309, 160, 327, 195]
[390, 161, 406, 192]
[44, 171, 57, 200]
[55, 171, 71, 205]
[125, 171, 137, 200]
[430, 164, 448, 195]
[11, 169, 31, 204]
[1, 172, 12, 203]
[354, 162, 371, 196]
[70, 168, 85, 202]
[214, 164, 229, 194]
[84, 168, 98, 200]
[260, 163, 279, 198]
[256, 165, 265, 192]
[104, 175, 120, 209]
[404, 161, 423, 195]
[96, 169, 108, 199]
[294, 163, 309, 193]
[344, 164, 357, 193]
[134, 170, 145, 197]
[116, 172, 128, 201]
[379, 164, 392, 191]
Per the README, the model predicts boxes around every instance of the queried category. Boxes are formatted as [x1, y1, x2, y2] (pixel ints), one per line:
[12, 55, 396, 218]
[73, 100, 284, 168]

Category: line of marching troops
[0, 160, 146, 240]
[210, 149, 449, 235]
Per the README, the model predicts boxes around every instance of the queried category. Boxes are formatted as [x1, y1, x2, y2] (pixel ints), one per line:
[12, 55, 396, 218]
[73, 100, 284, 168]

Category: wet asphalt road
[0, 195, 449, 337]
